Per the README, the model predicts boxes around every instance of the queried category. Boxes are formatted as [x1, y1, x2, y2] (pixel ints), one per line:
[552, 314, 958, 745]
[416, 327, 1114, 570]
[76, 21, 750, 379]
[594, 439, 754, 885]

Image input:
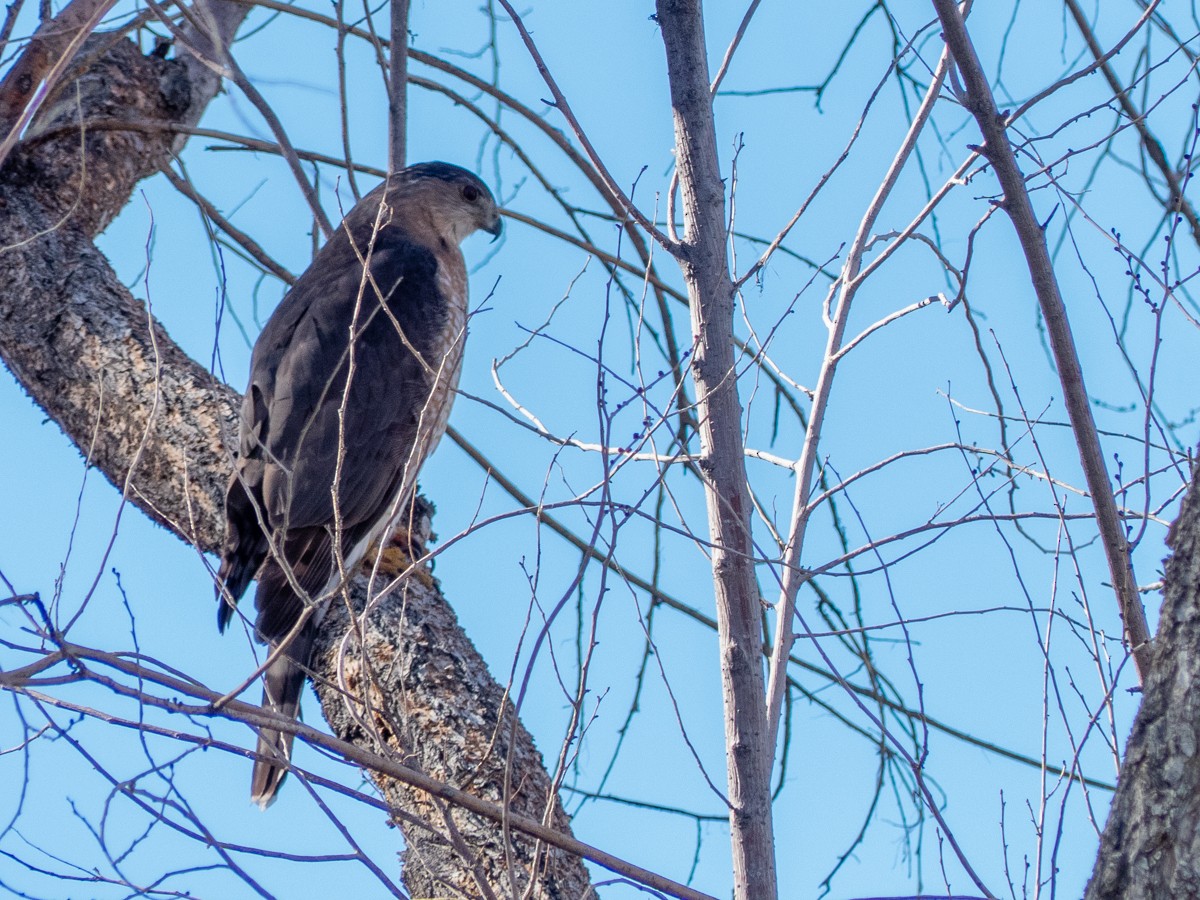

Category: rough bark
[0, 33, 236, 548]
[314, 512, 590, 898]
[1084, 458, 1200, 898]
[0, 20, 591, 898]
[654, 1, 779, 897]
[0, 0, 119, 167]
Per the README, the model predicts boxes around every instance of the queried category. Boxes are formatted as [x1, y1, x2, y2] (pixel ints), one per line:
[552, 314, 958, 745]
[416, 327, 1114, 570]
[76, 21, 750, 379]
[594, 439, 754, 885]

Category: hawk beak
[486, 214, 503, 242]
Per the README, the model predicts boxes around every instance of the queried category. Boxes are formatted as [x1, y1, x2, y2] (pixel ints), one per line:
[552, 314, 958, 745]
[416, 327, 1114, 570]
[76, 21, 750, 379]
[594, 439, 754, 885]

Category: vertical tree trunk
[388, 0, 409, 172]
[655, 2, 778, 897]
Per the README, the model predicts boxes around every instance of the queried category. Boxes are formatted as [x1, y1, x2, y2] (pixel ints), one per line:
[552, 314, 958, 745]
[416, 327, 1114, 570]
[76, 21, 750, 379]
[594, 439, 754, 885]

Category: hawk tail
[251, 626, 314, 808]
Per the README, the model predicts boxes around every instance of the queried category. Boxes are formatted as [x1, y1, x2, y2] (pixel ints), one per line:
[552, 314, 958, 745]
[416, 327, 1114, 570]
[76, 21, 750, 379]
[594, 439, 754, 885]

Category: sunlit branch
[933, 0, 1154, 681]
[1, 639, 718, 900]
[764, 41, 952, 753]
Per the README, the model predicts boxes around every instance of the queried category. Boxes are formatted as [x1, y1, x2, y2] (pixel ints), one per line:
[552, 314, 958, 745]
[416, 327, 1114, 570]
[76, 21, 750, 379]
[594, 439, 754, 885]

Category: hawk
[215, 162, 502, 807]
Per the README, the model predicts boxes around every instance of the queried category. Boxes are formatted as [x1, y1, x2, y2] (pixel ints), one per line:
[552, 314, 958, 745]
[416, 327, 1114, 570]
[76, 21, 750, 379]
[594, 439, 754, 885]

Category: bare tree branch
[388, 0, 409, 172]
[764, 40, 952, 750]
[1062, 0, 1200, 248]
[0, 0, 119, 168]
[932, 0, 1154, 681]
[0, 628, 709, 900]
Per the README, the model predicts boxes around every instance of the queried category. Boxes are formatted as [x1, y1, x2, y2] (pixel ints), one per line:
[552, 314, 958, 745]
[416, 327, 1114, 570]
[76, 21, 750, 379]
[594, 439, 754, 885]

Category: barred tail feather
[250, 628, 313, 808]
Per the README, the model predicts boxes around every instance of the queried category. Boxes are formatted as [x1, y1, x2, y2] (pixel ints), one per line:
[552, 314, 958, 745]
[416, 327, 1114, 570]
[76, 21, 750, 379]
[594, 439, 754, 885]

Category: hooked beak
[485, 212, 503, 242]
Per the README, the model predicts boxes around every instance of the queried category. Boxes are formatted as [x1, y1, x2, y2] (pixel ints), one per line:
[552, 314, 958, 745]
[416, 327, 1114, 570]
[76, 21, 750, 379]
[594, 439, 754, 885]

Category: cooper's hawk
[215, 162, 501, 807]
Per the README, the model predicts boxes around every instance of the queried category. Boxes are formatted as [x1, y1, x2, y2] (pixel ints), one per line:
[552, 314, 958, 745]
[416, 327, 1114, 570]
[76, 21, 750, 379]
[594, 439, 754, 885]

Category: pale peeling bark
[0, 20, 591, 898]
[1085, 459, 1200, 898]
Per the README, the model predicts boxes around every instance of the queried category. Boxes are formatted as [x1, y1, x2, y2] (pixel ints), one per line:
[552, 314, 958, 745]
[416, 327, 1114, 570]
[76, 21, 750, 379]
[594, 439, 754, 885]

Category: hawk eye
[462, 184, 481, 202]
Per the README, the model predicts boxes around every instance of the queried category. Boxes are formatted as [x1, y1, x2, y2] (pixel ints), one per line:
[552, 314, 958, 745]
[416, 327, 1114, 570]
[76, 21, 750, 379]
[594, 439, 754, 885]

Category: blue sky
[3, 1, 1198, 897]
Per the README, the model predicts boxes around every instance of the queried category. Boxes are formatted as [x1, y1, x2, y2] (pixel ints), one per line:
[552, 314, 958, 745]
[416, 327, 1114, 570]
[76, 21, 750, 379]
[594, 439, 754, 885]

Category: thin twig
[1062, 0, 1200, 246]
[764, 41, 952, 751]
[387, 0, 408, 172]
[493, 0, 678, 253]
[3, 642, 717, 900]
[160, 164, 297, 285]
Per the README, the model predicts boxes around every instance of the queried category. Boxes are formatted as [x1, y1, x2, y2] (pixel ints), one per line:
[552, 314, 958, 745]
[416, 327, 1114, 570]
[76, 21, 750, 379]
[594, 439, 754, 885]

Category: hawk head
[390, 162, 503, 245]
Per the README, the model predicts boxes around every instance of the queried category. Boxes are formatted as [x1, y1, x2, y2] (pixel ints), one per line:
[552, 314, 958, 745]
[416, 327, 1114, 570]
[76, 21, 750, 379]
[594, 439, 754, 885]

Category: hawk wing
[214, 162, 497, 808]
[220, 210, 455, 627]
[217, 206, 463, 806]
[256, 239, 445, 532]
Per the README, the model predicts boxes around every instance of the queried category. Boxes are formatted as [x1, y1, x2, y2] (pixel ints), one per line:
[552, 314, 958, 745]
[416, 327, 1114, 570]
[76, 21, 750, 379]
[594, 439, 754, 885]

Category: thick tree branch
[0, 0, 119, 168]
[1085, 460, 1200, 898]
[0, 19, 595, 898]
[0, 35, 236, 542]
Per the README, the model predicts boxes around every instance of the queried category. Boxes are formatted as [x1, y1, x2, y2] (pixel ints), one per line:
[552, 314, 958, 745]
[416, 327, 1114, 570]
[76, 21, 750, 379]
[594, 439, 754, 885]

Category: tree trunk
[0, 16, 591, 898]
[654, 2, 779, 897]
[1084, 457, 1200, 898]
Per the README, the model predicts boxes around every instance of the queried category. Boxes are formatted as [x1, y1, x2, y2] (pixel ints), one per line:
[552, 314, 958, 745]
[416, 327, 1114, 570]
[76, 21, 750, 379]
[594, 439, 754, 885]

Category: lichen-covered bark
[0, 18, 590, 897]
[1085, 460, 1200, 898]
[0, 37, 236, 546]
[315, 514, 590, 898]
